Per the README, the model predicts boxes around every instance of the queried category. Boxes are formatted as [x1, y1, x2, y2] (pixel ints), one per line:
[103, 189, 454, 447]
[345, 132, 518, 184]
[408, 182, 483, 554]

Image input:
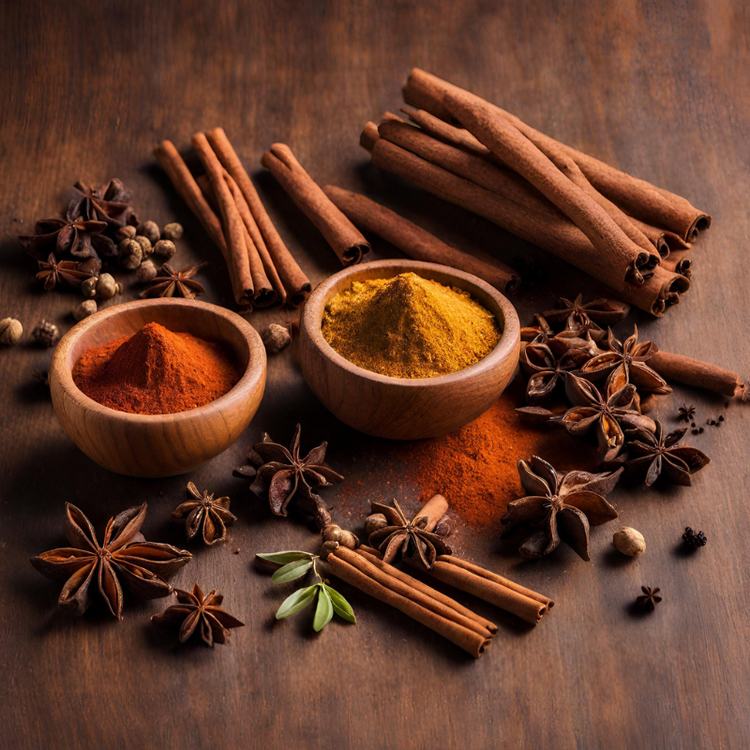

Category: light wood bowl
[49, 298, 266, 477]
[297, 260, 520, 439]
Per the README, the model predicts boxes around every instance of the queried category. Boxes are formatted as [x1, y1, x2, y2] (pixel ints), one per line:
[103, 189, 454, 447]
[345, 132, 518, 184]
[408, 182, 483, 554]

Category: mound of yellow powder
[321, 272, 501, 378]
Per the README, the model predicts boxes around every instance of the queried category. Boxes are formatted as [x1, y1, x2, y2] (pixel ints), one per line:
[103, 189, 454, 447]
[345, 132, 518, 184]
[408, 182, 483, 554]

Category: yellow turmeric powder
[321, 272, 501, 378]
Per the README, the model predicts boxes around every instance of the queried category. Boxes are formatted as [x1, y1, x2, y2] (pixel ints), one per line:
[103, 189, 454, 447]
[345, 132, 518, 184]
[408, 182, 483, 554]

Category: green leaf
[271, 558, 313, 584]
[325, 585, 356, 624]
[257, 550, 314, 565]
[276, 586, 318, 619]
[313, 586, 334, 632]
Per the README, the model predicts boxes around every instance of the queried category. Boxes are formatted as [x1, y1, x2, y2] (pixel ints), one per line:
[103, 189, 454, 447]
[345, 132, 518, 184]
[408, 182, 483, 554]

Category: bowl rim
[50, 297, 266, 422]
[300, 259, 520, 386]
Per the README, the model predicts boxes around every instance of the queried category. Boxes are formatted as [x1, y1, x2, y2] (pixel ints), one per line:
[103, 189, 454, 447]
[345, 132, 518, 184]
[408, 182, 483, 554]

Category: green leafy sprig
[257, 550, 356, 632]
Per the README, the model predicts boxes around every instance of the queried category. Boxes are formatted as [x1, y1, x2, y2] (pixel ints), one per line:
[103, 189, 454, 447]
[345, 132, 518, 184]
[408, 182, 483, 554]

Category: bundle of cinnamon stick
[154, 129, 311, 309]
[360, 69, 711, 316]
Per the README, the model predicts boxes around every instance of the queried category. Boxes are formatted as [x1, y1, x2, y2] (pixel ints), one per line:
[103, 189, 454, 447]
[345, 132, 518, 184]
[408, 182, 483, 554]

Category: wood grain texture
[298, 260, 520, 439]
[49, 299, 267, 476]
[1, 1, 749, 748]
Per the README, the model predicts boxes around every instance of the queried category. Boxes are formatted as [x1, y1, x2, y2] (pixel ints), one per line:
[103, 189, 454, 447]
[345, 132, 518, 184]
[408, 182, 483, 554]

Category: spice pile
[322, 272, 500, 378]
[73, 321, 241, 415]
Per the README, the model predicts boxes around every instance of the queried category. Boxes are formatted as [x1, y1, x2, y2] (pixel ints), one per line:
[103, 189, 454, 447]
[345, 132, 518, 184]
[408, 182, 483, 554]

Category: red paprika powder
[73, 321, 241, 415]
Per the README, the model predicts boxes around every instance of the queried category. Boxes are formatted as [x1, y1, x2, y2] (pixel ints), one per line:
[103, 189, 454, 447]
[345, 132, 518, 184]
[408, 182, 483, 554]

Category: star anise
[677, 403, 696, 422]
[243, 424, 344, 528]
[543, 294, 630, 337]
[579, 326, 672, 395]
[18, 216, 113, 261]
[625, 421, 710, 486]
[36, 253, 92, 290]
[69, 178, 137, 231]
[30, 503, 192, 619]
[501, 456, 622, 561]
[559, 373, 656, 463]
[367, 499, 452, 568]
[636, 586, 662, 611]
[521, 341, 592, 403]
[151, 583, 244, 646]
[171, 482, 237, 545]
[141, 262, 208, 299]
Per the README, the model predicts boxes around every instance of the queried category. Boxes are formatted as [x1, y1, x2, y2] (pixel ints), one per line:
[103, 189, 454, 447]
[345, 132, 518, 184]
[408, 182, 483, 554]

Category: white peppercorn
[0, 317, 23, 346]
[73, 300, 98, 321]
[118, 239, 143, 270]
[613, 526, 646, 557]
[134, 235, 153, 258]
[81, 276, 98, 299]
[162, 222, 184, 241]
[115, 225, 137, 242]
[153, 239, 176, 259]
[96, 273, 121, 299]
[262, 323, 292, 354]
[136, 259, 157, 284]
[138, 220, 160, 245]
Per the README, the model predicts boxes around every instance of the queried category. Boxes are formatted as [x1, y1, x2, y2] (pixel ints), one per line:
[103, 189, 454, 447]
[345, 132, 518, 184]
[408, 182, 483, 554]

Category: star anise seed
[171, 482, 237, 545]
[30, 503, 192, 619]
[244, 424, 343, 528]
[151, 583, 244, 646]
[368, 499, 452, 569]
[636, 586, 662, 611]
[677, 403, 696, 422]
[140, 262, 208, 299]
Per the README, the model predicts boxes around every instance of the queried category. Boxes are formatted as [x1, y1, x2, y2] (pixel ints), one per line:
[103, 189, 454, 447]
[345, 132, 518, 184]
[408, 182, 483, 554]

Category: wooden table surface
[2, 1, 749, 748]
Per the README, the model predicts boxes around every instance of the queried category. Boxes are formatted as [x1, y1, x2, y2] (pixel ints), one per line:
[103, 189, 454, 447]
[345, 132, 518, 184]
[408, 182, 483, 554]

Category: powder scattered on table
[73, 321, 241, 415]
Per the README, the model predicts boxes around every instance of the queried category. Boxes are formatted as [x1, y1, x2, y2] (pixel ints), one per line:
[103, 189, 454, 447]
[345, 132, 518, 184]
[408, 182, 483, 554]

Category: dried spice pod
[501, 456, 622, 561]
[151, 583, 244, 646]
[521, 341, 592, 404]
[559, 373, 656, 463]
[171, 482, 237, 545]
[70, 178, 137, 231]
[36, 254, 92, 290]
[636, 586, 662, 611]
[30, 503, 192, 619]
[543, 294, 630, 336]
[246, 424, 343, 528]
[625, 421, 710, 486]
[140, 262, 207, 299]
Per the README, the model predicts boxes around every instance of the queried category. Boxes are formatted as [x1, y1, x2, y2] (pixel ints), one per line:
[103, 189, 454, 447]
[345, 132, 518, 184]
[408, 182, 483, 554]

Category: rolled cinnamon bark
[191, 133, 254, 305]
[403, 68, 711, 242]
[650, 350, 748, 399]
[323, 184, 520, 293]
[261, 143, 371, 266]
[629, 217, 692, 257]
[428, 555, 553, 625]
[327, 546, 493, 658]
[225, 174, 278, 307]
[607, 266, 689, 318]
[206, 128, 312, 306]
[441, 90, 659, 284]
[154, 140, 248, 306]
[368, 136, 671, 313]
[660, 249, 692, 278]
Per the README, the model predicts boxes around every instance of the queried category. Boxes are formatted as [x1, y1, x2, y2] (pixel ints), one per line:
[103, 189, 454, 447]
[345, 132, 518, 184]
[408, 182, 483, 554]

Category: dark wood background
[1, 1, 748, 748]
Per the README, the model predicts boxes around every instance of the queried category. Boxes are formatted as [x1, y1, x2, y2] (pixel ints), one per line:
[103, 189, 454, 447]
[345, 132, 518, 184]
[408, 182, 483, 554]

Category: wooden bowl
[297, 260, 520, 439]
[49, 298, 266, 477]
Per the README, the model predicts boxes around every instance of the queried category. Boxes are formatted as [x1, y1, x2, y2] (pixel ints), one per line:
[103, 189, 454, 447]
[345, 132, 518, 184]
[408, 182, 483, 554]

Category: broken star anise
[521, 341, 592, 403]
[36, 253, 92, 290]
[501, 456, 622, 561]
[579, 326, 672, 395]
[151, 583, 244, 647]
[625, 421, 710, 486]
[69, 178, 138, 231]
[367, 499, 452, 569]
[559, 373, 656, 463]
[241, 424, 344, 528]
[170, 482, 237, 545]
[30, 503, 192, 619]
[141, 262, 208, 299]
[543, 294, 630, 337]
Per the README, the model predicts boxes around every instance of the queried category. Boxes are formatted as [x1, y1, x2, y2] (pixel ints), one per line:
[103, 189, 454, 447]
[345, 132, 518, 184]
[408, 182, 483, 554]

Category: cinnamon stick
[403, 68, 711, 242]
[322, 184, 520, 293]
[327, 546, 493, 658]
[261, 143, 371, 266]
[191, 133, 254, 306]
[441, 90, 659, 284]
[650, 350, 748, 399]
[630, 217, 691, 257]
[154, 140, 248, 306]
[206, 128, 312, 306]
[660, 249, 692, 278]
